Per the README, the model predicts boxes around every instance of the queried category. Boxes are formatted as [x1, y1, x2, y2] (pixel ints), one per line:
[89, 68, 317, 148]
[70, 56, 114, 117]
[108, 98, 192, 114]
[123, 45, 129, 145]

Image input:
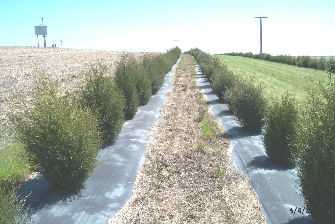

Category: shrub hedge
[143, 47, 181, 94]
[116, 48, 181, 120]
[143, 55, 166, 95]
[264, 93, 298, 166]
[9, 47, 180, 196]
[210, 66, 235, 102]
[189, 48, 265, 133]
[15, 77, 102, 190]
[294, 77, 335, 223]
[224, 79, 266, 133]
[115, 55, 140, 120]
[79, 66, 125, 144]
[191, 48, 335, 222]
[134, 62, 152, 106]
[225, 52, 335, 72]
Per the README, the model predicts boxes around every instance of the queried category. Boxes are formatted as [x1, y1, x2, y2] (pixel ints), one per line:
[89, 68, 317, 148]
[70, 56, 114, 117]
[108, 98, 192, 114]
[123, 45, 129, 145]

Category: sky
[0, 0, 334, 55]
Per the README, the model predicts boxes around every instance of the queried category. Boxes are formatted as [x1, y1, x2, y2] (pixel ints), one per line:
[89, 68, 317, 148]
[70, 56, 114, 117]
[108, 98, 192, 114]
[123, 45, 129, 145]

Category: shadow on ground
[214, 109, 233, 117]
[18, 174, 81, 213]
[286, 215, 314, 224]
[223, 126, 258, 139]
[199, 84, 211, 89]
[206, 98, 220, 105]
[247, 155, 295, 171]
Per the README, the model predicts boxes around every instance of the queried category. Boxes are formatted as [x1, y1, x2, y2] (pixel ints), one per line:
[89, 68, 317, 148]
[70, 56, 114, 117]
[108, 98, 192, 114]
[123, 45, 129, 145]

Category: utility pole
[254, 17, 268, 54]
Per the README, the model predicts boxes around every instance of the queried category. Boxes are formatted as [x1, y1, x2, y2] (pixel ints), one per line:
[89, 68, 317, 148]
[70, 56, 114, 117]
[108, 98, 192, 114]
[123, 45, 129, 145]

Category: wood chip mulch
[109, 54, 266, 223]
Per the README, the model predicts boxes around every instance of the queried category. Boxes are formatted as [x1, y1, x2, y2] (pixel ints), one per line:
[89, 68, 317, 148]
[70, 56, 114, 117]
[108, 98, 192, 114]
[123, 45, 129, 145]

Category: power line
[254, 17, 268, 54]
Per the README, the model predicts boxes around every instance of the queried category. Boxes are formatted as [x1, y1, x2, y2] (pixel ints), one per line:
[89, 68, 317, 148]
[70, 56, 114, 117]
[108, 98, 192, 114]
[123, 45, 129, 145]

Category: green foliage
[225, 79, 266, 133]
[294, 76, 335, 223]
[0, 187, 29, 224]
[134, 63, 152, 106]
[187, 48, 220, 80]
[79, 66, 125, 144]
[108, 48, 181, 120]
[115, 56, 140, 120]
[0, 143, 30, 190]
[143, 47, 181, 95]
[0, 128, 30, 224]
[200, 116, 214, 139]
[143, 55, 165, 95]
[215, 167, 223, 178]
[218, 55, 330, 105]
[210, 67, 235, 102]
[15, 77, 102, 190]
[195, 108, 206, 123]
[189, 48, 266, 133]
[225, 52, 335, 72]
[264, 93, 298, 166]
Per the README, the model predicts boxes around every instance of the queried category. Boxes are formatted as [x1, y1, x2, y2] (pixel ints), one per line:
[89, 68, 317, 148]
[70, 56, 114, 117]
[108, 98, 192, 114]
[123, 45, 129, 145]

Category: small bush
[264, 93, 298, 166]
[199, 55, 220, 80]
[143, 55, 165, 95]
[189, 48, 266, 133]
[115, 56, 140, 120]
[225, 79, 266, 133]
[115, 48, 180, 119]
[142, 47, 181, 95]
[0, 187, 29, 224]
[135, 63, 152, 106]
[79, 66, 125, 144]
[210, 66, 235, 102]
[294, 77, 335, 223]
[15, 77, 102, 190]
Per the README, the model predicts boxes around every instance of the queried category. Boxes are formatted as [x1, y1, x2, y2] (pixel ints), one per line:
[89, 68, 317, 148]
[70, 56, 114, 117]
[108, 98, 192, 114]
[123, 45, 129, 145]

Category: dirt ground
[0, 47, 145, 127]
[109, 54, 265, 223]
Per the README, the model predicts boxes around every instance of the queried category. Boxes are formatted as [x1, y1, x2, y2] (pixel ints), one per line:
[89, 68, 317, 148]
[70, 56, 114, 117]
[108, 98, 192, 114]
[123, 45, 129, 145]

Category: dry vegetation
[109, 54, 265, 223]
[0, 47, 147, 127]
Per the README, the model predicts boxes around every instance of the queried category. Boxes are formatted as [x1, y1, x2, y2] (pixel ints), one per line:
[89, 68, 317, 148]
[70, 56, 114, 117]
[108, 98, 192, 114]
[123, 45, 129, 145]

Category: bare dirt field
[0, 47, 145, 127]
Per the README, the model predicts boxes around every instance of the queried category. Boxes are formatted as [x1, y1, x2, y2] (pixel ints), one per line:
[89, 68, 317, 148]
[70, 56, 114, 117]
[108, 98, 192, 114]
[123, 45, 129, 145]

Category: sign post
[35, 18, 47, 47]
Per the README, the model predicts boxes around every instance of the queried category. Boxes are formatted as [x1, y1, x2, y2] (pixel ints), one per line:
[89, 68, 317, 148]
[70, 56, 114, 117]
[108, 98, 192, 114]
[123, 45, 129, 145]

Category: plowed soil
[0, 47, 145, 127]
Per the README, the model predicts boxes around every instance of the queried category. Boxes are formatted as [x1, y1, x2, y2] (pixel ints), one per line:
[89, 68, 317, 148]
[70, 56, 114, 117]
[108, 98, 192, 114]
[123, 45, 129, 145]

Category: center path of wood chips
[109, 54, 265, 223]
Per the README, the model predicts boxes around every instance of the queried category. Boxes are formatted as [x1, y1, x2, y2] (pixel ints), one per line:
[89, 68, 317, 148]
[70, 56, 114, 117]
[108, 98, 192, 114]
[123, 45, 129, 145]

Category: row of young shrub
[2, 48, 180, 223]
[14, 47, 180, 191]
[190, 48, 335, 223]
[224, 52, 335, 72]
[294, 76, 335, 223]
[189, 48, 266, 133]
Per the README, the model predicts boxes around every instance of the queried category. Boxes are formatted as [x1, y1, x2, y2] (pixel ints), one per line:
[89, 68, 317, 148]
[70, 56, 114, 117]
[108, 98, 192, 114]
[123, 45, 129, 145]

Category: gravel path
[110, 54, 265, 223]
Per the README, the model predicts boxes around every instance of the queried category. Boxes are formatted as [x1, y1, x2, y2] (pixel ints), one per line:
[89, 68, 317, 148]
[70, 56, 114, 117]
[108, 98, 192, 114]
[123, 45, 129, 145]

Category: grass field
[217, 55, 330, 104]
[0, 126, 30, 190]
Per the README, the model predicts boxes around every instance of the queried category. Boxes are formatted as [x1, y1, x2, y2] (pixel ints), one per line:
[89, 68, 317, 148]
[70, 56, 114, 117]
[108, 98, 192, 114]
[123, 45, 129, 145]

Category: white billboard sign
[35, 26, 47, 35]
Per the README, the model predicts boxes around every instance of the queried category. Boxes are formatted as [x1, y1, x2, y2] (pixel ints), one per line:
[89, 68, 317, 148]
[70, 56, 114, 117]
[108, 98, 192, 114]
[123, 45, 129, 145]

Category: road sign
[35, 26, 47, 36]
